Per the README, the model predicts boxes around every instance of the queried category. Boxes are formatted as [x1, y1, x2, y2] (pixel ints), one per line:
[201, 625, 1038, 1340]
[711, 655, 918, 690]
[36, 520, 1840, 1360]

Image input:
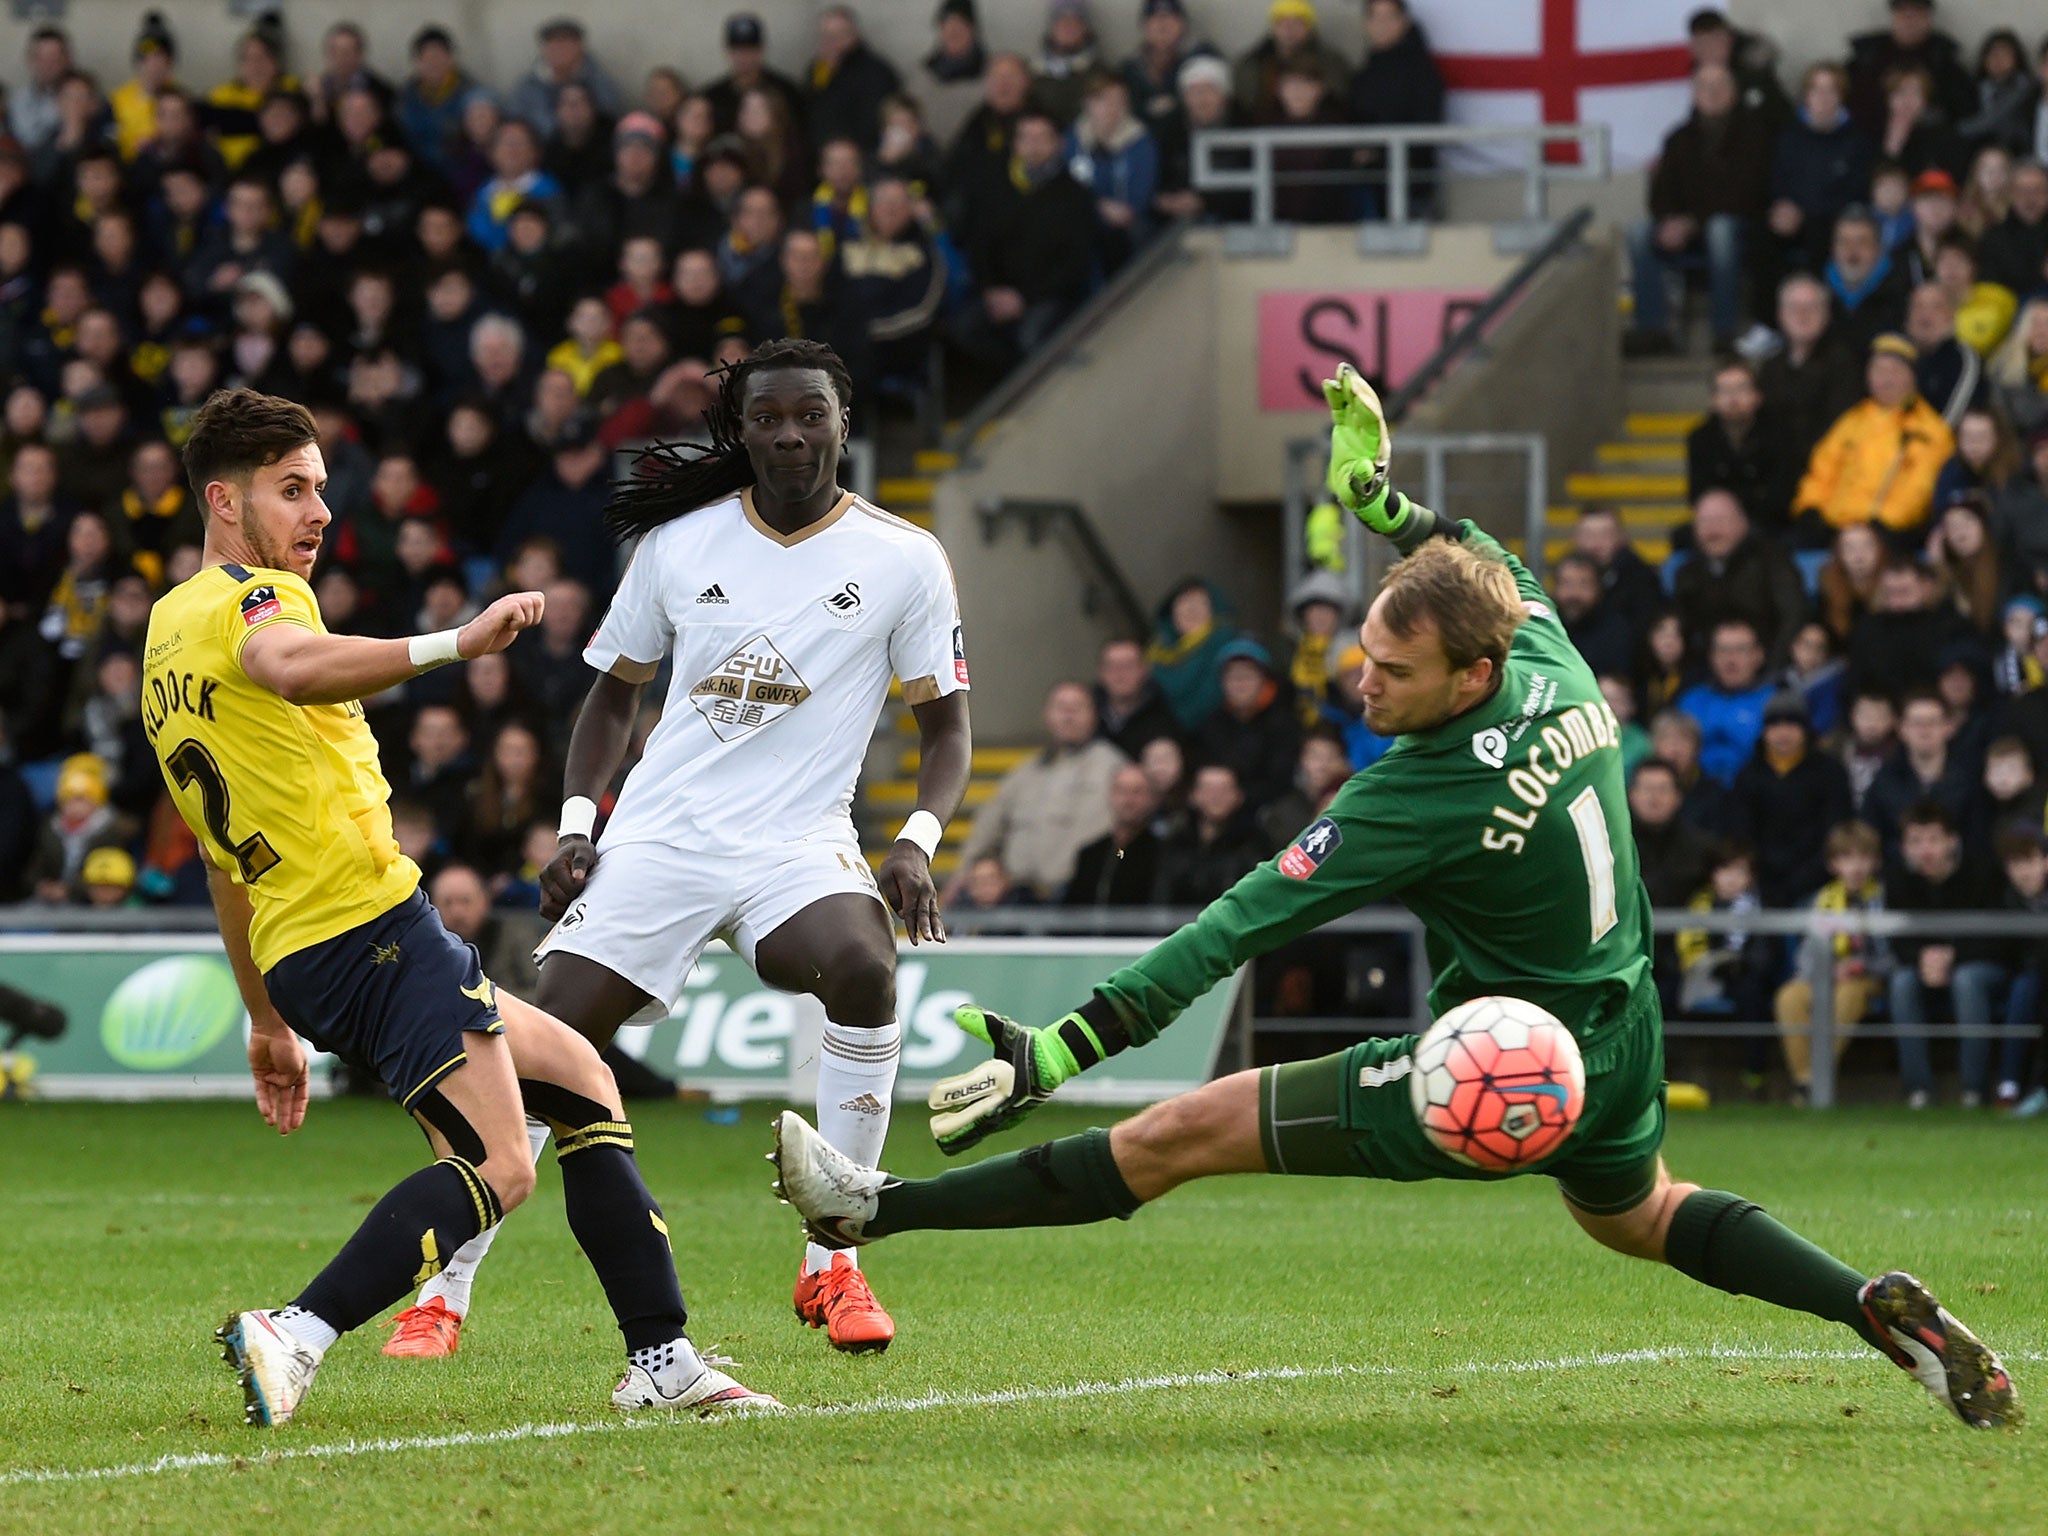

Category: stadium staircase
[1539, 353, 1712, 567]
[856, 447, 1030, 878]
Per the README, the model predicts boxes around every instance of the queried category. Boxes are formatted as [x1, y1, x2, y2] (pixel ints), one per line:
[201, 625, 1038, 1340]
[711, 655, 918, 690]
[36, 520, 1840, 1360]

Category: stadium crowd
[0, 0, 1443, 909]
[5, 0, 2044, 1106]
[952, 0, 2048, 1109]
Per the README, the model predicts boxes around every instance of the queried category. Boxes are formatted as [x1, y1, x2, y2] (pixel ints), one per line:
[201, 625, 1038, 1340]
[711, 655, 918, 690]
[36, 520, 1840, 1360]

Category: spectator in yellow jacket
[110, 13, 177, 162]
[1792, 332, 1955, 541]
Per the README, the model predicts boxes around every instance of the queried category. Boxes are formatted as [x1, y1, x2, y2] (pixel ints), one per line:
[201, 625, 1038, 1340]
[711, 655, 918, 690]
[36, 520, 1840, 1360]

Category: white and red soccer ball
[1410, 997, 1585, 1170]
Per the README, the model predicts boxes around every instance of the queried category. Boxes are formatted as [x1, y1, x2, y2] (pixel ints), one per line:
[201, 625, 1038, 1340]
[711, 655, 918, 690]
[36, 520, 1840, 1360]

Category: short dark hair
[1900, 798, 1956, 834]
[1993, 822, 2047, 864]
[1553, 551, 1600, 582]
[1687, 8, 1731, 34]
[182, 388, 318, 505]
[1630, 757, 1680, 788]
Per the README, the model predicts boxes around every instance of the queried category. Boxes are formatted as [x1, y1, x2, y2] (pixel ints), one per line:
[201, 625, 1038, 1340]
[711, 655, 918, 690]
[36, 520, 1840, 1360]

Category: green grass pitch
[2, 1097, 2043, 1535]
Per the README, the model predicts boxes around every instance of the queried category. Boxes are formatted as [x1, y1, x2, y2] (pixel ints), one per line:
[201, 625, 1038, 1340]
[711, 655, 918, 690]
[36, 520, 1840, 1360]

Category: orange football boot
[382, 1297, 463, 1358]
[792, 1253, 895, 1353]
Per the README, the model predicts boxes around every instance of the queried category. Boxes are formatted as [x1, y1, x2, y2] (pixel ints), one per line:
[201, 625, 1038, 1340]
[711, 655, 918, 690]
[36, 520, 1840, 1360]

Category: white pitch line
[4, 1342, 2037, 1489]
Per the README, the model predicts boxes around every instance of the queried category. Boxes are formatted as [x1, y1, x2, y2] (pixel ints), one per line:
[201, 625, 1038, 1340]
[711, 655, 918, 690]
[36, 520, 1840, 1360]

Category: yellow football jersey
[142, 563, 421, 971]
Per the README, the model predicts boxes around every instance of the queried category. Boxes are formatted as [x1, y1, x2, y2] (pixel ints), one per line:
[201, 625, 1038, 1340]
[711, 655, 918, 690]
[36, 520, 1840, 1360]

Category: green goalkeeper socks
[1665, 1189, 1886, 1350]
[868, 1129, 1142, 1237]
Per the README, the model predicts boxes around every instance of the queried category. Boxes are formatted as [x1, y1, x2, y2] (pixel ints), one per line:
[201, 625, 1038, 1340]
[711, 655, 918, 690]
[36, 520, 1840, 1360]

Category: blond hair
[1377, 538, 1523, 673]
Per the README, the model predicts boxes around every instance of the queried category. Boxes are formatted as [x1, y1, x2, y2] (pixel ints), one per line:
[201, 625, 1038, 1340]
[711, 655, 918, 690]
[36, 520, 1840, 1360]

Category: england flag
[1413, 0, 1695, 171]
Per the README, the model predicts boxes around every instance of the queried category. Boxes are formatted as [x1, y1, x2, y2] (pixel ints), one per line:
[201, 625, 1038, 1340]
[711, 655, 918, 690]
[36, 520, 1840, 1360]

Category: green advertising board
[0, 937, 1239, 1105]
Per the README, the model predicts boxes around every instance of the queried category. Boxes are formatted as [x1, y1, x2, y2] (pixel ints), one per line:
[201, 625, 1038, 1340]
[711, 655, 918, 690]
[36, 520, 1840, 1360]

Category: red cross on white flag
[1415, 0, 1694, 171]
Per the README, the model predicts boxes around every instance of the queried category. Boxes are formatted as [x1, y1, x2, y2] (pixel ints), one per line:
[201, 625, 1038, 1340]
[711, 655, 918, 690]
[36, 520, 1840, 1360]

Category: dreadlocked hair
[602, 338, 855, 541]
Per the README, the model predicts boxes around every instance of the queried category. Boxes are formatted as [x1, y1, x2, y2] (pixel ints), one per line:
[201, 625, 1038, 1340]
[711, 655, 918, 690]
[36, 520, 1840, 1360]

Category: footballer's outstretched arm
[538, 672, 643, 920]
[879, 691, 971, 945]
[239, 591, 544, 706]
[206, 866, 309, 1135]
[931, 790, 1423, 1152]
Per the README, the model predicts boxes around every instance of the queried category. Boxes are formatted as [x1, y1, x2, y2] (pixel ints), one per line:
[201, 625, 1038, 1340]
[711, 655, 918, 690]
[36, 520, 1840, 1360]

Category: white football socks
[628, 1334, 705, 1388]
[417, 1117, 551, 1316]
[272, 1304, 339, 1355]
[806, 1020, 901, 1275]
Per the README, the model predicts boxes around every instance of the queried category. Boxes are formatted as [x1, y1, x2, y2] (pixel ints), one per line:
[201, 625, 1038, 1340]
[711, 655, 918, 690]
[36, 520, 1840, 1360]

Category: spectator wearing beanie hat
[1729, 688, 1854, 906]
[1123, 0, 1206, 143]
[706, 13, 807, 139]
[1154, 53, 1247, 223]
[1038, 0, 1102, 129]
[508, 17, 624, 133]
[1793, 332, 1954, 538]
[1234, 0, 1350, 123]
[927, 0, 986, 85]
[112, 12, 177, 162]
[1197, 637, 1303, 813]
[80, 845, 138, 908]
[27, 753, 136, 904]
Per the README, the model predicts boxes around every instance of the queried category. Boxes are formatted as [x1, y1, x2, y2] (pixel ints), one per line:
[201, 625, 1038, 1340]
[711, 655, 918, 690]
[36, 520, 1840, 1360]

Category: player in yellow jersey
[147, 389, 775, 1425]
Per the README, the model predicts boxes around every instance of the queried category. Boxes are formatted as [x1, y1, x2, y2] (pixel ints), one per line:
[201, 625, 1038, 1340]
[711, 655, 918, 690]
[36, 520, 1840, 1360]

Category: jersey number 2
[1567, 786, 1618, 944]
[167, 739, 281, 883]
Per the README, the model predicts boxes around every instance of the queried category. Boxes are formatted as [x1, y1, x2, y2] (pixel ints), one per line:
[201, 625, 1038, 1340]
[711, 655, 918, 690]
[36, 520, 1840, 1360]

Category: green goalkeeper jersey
[1095, 522, 1652, 1071]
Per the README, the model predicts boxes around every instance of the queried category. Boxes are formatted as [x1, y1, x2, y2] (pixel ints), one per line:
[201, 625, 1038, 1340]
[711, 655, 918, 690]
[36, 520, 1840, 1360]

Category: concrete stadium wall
[1404, 226, 1620, 542]
[1212, 223, 1517, 504]
[929, 222, 1607, 738]
[931, 239, 1234, 740]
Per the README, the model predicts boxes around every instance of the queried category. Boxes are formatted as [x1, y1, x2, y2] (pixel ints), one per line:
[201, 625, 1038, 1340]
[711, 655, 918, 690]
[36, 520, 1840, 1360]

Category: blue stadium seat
[19, 758, 62, 812]
[464, 556, 498, 599]
[1794, 549, 1828, 597]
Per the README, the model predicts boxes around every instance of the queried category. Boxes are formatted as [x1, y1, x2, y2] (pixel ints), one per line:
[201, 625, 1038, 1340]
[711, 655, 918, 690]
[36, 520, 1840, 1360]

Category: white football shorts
[534, 832, 886, 1013]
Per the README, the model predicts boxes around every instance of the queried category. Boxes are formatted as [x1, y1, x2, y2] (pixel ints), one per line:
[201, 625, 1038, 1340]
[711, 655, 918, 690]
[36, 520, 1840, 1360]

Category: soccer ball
[1409, 997, 1585, 1170]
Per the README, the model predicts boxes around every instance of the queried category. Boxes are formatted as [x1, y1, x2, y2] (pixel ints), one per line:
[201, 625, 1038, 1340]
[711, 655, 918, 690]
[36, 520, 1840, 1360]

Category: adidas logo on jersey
[837, 1092, 886, 1116]
[696, 585, 729, 604]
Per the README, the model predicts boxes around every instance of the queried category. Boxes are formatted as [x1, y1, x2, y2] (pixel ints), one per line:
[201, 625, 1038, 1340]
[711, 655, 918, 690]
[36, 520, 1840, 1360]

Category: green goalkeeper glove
[927, 1006, 1095, 1156]
[1322, 362, 1405, 535]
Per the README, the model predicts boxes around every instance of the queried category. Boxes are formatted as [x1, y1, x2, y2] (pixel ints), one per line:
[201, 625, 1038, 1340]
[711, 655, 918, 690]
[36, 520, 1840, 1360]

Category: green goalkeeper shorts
[1255, 982, 1666, 1216]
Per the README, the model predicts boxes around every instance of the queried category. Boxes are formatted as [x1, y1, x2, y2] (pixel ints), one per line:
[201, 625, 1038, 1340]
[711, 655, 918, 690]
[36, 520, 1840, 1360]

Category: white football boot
[612, 1341, 780, 1413]
[769, 1109, 887, 1248]
[216, 1310, 323, 1427]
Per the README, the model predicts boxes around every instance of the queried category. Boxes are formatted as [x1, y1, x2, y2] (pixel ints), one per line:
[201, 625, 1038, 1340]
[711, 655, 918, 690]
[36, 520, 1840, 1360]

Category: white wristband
[895, 810, 943, 860]
[407, 628, 464, 671]
[559, 796, 598, 841]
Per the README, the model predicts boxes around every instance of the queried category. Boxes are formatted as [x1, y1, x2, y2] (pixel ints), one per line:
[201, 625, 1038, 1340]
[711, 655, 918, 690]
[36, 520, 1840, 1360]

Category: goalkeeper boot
[216, 1309, 323, 1428]
[1860, 1271, 2021, 1430]
[793, 1253, 896, 1354]
[771, 1109, 885, 1249]
[382, 1297, 462, 1359]
[612, 1340, 780, 1414]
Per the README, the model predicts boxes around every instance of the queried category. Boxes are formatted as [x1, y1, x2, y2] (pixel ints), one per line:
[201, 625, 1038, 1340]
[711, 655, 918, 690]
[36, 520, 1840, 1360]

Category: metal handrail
[1191, 122, 1611, 227]
[1383, 204, 1596, 422]
[974, 497, 1148, 638]
[943, 218, 1194, 460]
[1283, 430, 1551, 614]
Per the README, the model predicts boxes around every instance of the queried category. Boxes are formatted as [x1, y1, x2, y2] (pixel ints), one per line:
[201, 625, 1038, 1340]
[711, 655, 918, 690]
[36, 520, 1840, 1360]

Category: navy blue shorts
[264, 891, 504, 1109]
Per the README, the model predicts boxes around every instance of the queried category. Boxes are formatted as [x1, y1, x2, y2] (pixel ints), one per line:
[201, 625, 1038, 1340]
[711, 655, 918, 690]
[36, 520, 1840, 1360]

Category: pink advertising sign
[1257, 289, 1491, 411]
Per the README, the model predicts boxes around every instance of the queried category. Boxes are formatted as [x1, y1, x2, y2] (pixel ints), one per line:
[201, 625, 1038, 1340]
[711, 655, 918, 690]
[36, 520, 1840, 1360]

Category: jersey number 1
[167, 739, 281, 884]
[1567, 786, 1618, 944]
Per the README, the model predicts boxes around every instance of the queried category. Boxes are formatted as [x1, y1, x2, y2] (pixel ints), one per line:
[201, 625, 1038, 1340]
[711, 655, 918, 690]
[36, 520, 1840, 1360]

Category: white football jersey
[585, 488, 967, 856]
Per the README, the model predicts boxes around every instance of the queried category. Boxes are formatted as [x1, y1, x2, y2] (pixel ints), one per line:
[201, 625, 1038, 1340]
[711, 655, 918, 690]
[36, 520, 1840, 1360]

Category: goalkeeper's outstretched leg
[773, 1074, 1263, 1246]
